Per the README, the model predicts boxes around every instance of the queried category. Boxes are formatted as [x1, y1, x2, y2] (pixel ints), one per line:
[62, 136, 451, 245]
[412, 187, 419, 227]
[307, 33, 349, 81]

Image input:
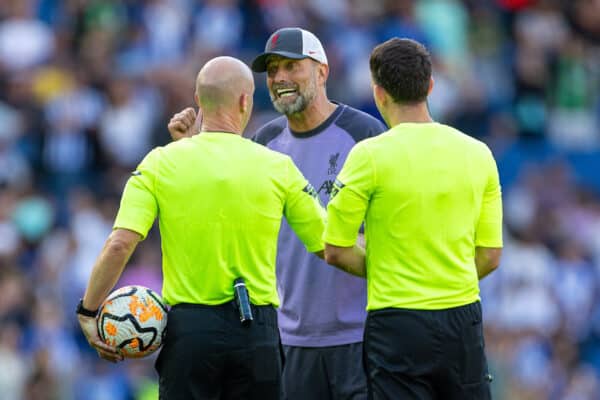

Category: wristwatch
[76, 298, 98, 317]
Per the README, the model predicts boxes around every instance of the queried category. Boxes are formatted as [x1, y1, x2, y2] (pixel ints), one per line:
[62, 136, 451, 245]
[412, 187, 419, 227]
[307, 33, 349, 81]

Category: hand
[168, 107, 202, 141]
[78, 314, 124, 362]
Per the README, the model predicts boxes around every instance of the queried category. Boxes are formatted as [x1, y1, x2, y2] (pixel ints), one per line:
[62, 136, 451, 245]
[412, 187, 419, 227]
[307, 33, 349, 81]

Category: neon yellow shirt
[114, 132, 326, 306]
[324, 123, 503, 310]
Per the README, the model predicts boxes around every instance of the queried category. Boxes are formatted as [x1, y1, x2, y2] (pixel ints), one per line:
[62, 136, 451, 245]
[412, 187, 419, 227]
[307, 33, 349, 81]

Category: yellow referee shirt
[114, 132, 326, 307]
[324, 123, 503, 310]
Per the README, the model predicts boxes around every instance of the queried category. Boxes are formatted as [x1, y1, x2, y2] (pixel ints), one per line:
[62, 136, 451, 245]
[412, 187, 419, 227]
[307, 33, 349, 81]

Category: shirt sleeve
[323, 143, 374, 247]
[283, 156, 327, 252]
[113, 149, 160, 239]
[475, 148, 503, 247]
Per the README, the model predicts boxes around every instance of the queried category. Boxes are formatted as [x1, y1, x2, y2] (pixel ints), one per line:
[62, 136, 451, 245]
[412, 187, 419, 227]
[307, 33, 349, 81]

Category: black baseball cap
[251, 27, 328, 73]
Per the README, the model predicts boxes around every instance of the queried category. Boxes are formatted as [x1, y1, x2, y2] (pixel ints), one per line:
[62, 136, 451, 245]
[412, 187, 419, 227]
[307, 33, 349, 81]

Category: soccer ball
[97, 285, 168, 358]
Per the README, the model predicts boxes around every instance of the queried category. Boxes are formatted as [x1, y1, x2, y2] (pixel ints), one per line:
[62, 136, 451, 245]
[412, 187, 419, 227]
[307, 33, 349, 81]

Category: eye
[267, 65, 277, 77]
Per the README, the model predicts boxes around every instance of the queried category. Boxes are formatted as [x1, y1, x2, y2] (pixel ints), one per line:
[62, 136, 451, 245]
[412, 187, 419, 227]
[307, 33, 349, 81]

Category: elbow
[489, 249, 502, 271]
[488, 259, 500, 273]
[324, 246, 342, 267]
[105, 232, 137, 257]
[324, 251, 337, 266]
[106, 238, 133, 257]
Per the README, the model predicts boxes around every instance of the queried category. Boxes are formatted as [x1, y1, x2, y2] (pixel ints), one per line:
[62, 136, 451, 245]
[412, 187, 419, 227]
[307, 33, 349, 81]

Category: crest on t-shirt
[328, 153, 340, 175]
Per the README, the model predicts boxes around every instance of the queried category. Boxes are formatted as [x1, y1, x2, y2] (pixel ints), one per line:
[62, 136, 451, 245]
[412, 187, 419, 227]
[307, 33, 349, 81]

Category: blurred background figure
[1, 0, 599, 398]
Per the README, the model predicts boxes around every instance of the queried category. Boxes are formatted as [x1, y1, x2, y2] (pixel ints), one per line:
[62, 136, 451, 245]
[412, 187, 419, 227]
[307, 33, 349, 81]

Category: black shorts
[364, 301, 492, 400]
[282, 343, 367, 400]
[155, 302, 281, 400]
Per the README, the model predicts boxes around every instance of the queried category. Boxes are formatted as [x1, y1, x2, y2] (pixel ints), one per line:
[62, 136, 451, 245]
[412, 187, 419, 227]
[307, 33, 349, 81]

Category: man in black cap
[168, 28, 386, 400]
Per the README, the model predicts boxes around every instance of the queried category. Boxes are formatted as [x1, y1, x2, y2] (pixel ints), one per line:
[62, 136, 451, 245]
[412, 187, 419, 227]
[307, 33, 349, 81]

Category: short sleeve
[283, 157, 327, 252]
[323, 143, 374, 247]
[475, 149, 503, 247]
[113, 149, 160, 239]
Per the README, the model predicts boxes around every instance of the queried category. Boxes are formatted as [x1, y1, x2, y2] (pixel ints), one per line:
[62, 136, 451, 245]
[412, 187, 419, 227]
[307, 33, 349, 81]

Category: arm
[78, 228, 142, 362]
[323, 144, 373, 277]
[324, 244, 366, 278]
[474, 147, 503, 279]
[475, 246, 502, 280]
[82, 229, 142, 310]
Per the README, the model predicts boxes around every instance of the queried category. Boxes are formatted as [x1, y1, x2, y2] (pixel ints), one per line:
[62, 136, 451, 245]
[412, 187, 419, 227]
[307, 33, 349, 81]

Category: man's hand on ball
[77, 314, 123, 362]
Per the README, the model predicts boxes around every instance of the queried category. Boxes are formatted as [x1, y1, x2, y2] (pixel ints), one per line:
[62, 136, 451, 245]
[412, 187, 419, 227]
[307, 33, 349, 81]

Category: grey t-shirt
[254, 104, 386, 346]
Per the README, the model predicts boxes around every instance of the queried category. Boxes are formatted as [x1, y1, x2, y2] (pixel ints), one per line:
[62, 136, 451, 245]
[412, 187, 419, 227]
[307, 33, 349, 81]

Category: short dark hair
[369, 38, 432, 104]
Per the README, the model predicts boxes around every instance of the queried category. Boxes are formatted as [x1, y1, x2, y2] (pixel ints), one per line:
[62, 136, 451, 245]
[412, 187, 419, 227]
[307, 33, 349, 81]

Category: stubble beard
[270, 75, 317, 116]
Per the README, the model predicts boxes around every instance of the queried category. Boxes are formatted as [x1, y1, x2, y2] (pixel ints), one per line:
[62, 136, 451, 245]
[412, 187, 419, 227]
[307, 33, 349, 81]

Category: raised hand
[168, 107, 202, 141]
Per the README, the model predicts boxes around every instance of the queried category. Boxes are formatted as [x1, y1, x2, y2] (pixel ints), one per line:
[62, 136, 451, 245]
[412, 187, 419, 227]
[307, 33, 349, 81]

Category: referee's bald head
[195, 56, 254, 111]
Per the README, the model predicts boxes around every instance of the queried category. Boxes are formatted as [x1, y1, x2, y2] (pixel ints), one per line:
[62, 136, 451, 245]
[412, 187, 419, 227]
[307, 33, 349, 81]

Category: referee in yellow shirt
[76, 56, 326, 399]
[323, 38, 503, 399]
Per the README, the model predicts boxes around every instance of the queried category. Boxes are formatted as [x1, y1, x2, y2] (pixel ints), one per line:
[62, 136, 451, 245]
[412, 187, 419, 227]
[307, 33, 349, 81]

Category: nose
[271, 67, 288, 83]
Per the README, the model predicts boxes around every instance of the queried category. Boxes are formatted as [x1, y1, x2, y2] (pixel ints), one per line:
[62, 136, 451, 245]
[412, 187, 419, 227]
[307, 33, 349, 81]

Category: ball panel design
[97, 285, 168, 358]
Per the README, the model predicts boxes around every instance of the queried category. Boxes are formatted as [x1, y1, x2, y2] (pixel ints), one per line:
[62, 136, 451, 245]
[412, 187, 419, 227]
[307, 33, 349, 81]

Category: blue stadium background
[0, 0, 599, 399]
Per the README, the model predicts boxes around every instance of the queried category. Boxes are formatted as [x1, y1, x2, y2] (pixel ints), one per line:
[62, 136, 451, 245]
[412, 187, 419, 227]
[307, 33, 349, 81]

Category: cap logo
[270, 33, 280, 49]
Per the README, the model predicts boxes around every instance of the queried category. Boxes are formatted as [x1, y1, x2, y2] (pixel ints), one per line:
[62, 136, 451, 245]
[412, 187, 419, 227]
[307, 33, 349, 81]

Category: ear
[373, 83, 388, 107]
[317, 63, 329, 86]
[194, 93, 201, 107]
[428, 77, 434, 96]
[239, 93, 248, 114]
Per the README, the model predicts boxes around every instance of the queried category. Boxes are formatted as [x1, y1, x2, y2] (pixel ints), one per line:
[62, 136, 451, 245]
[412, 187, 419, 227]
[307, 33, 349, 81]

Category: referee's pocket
[460, 319, 486, 385]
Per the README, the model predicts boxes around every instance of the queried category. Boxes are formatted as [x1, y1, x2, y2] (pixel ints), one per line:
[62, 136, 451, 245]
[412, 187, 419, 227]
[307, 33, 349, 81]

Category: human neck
[201, 113, 243, 136]
[286, 94, 337, 133]
[385, 102, 434, 128]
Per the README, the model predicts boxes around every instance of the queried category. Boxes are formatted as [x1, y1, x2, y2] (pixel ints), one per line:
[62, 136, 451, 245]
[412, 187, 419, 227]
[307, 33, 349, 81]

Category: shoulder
[252, 115, 288, 145]
[334, 104, 387, 143]
[441, 124, 497, 165]
[447, 125, 493, 154]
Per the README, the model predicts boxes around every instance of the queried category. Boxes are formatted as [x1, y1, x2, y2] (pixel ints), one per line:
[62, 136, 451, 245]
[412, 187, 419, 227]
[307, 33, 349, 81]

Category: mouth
[274, 87, 298, 99]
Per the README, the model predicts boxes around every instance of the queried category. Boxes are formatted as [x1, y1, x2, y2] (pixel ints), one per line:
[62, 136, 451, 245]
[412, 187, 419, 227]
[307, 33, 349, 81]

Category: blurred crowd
[0, 0, 599, 399]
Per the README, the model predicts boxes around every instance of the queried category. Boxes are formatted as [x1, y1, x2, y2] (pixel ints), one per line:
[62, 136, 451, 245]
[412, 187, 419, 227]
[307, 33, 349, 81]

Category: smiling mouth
[275, 88, 298, 98]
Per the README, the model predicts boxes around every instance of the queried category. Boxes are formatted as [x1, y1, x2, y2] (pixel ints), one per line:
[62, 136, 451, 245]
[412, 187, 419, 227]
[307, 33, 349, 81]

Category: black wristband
[76, 298, 98, 317]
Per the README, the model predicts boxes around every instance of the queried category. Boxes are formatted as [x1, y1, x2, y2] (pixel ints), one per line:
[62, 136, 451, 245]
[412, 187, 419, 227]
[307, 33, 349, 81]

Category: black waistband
[172, 300, 274, 310]
[171, 300, 277, 326]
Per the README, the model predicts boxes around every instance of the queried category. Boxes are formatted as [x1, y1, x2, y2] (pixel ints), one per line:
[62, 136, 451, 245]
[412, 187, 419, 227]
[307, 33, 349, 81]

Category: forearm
[476, 263, 496, 280]
[475, 247, 502, 280]
[324, 244, 367, 278]
[82, 230, 140, 310]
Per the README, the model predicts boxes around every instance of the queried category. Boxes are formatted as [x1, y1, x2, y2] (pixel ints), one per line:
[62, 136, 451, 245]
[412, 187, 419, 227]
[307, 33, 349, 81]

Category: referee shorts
[364, 301, 492, 400]
[155, 301, 281, 400]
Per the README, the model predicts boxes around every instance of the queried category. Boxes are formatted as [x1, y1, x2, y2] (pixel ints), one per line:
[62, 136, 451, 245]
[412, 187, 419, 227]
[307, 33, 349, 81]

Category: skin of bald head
[194, 56, 255, 134]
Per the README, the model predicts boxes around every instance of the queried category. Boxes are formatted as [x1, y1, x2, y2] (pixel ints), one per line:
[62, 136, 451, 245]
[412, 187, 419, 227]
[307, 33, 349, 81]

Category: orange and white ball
[97, 285, 168, 358]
